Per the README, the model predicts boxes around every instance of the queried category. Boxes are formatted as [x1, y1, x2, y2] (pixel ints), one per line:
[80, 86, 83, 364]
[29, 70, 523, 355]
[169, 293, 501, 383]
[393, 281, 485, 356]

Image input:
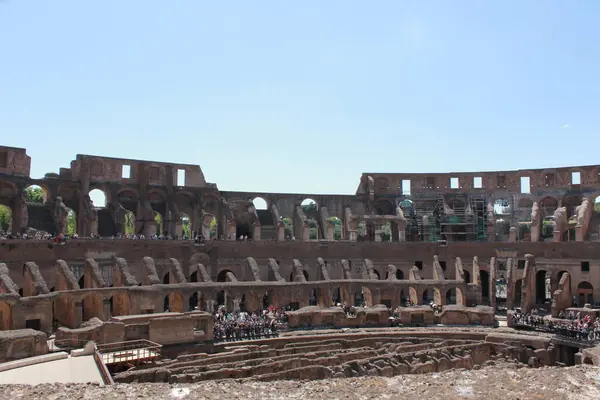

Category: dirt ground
[1, 364, 599, 400]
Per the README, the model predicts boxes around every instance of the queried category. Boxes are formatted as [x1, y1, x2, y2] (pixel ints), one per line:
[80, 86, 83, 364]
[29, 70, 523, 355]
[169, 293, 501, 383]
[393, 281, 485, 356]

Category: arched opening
[399, 199, 418, 242]
[0, 204, 12, 233]
[354, 292, 364, 307]
[309, 289, 318, 306]
[422, 289, 433, 304]
[263, 290, 271, 309]
[163, 291, 184, 312]
[24, 185, 52, 233]
[189, 292, 199, 311]
[494, 198, 511, 216]
[82, 293, 104, 322]
[189, 271, 198, 283]
[558, 270, 568, 283]
[328, 216, 342, 240]
[65, 208, 76, 236]
[236, 223, 253, 240]
[480, 270, 490, 303]
[24, 185, 47, 204]
[163, 272, 169, 284]
[446, 288, 456, 305]
[217, 269, 235, 283]
[89, 188, 115, 237]
[111, 292, 130, 316]
[154, 211, 163, 236]
[216, 291, 226, 308]
[464, 270, 471, 284]
[180, 213, 192, 239]
[396, 269, 404, 280]
[301, 198, 319, 240]
[289, 270, 309, 282]
[514, 279, 523, 307]
[332, 287, 341, 305]
[595, 196, 600, 214]
[252, 197, 268, 210]
[89, 189, 107, 208]
[373, 199, 394, 216]
[583, 357, 594, 365]
[0, 302, 12, 330]
[372, 270, 381, 280]
[577, 281, 594, 306]
[239, 294, 247, 312]
[536, 270, 551, 304]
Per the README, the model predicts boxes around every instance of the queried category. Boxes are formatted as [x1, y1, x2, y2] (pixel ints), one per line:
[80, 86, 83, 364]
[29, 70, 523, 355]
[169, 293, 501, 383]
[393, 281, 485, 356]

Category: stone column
[205, 300, 216, 313]
[374, 224, 382, 242]
[232, 298, 241, 312]
[253, 224, 261, 241]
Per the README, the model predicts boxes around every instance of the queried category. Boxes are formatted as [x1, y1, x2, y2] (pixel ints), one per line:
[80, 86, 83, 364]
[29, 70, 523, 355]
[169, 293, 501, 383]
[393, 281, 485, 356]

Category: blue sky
[2, 1, 600, 208]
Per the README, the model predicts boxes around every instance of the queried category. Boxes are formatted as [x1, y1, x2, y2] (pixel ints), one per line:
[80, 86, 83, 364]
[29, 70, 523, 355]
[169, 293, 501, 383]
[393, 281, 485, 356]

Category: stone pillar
[103, 299, 111, 319]
[205, 300, 216, 313]
[552, 229, 562, 242]
[74, 301, 83, 328]
[232, 298, 241, 312]
[253, 224, 261, 241]
[575, 225, 584, 242]
[374, 224, 382, 242]
[276, 224, 285, 241]
[348, 230, 358, 242]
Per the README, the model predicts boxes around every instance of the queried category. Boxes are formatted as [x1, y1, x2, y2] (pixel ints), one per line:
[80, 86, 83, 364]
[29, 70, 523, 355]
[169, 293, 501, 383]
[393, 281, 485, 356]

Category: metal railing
[96, 339, 162, 365]
[513, 319, 600, 344]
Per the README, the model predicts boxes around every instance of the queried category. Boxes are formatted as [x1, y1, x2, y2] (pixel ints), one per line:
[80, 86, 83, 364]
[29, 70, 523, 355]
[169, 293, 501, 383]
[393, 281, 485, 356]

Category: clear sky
[2, 1, 600, 207]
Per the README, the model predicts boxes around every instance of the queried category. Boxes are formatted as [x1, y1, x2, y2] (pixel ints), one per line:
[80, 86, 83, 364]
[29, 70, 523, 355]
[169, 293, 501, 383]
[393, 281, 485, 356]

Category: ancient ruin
[1, 145, 600, 385]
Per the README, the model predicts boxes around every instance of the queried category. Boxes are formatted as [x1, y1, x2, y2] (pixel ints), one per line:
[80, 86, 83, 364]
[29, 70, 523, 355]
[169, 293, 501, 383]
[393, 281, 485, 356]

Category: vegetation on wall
[24, 186, 45, 204]
[0, 205, 11, 231]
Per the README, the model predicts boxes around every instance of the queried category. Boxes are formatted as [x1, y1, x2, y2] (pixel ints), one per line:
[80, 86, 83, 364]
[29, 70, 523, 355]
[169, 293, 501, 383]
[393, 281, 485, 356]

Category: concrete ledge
[0, 351, 69, 372]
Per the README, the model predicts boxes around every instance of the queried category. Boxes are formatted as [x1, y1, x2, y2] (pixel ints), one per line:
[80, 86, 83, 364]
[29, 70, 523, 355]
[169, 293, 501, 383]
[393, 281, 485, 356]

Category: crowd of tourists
[512, 309, 600, 342]
[212, 305, 288, 342]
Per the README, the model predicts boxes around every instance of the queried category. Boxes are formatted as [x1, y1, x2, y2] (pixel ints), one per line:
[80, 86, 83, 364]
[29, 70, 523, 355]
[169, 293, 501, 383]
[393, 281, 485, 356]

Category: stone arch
[480, 270, 490, 303]
[577, 281, 594, 306]
[373, 198, 394, 216]
[289, 270, 309, 282]
[180, 212, 192, 239]
[24, 184, 49, 204]
[153, 211, 163, 236]
[464, 270, 471, 284]
[0, 302, 12, 330]
[396, 269, 404, 280]
[82, 292, 105, 322]
[448, 198, 465, 210]
[536, 270, 551, 304]
[164, 291, 184, 312]
[116, 188, 139, 207]
[89, 188, 108, 208]
[517, 197, 534, 209]
[147, 189, 167, 205]
[252, 197, 268, 210]
[188, 291, 207, 311]
[563, 195, 582, 220]
[446, 288, 457, 305]
[217, 269, 236, 282]
[422, 289, 433, 304]
[110, 292, 130, 316]
[514, 279, 523, 307]
[0, 203, 12, 233]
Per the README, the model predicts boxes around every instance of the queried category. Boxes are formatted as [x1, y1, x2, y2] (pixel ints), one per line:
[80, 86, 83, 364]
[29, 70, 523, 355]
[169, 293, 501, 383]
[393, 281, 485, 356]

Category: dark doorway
[25, 319, 41, 331]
